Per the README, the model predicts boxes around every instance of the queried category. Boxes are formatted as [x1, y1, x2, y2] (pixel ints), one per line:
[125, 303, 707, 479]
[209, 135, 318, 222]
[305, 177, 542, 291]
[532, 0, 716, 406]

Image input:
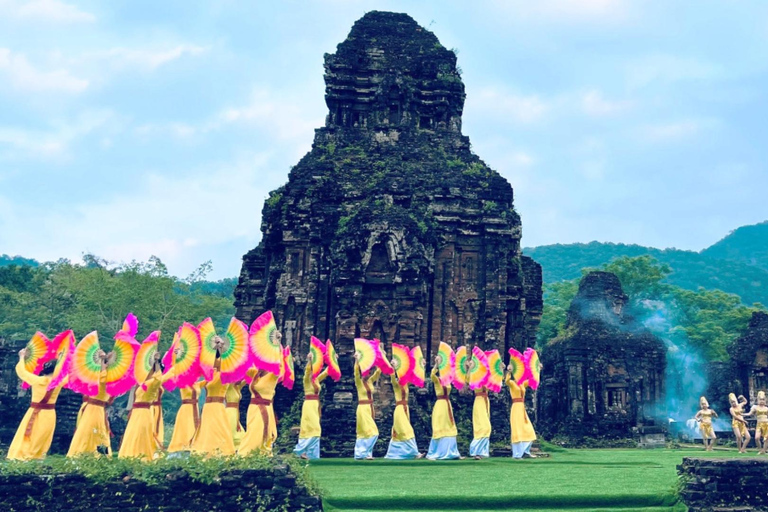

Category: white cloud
[581, 90, 632, 116]
[641, 119, 715, 142]
[86, 45, 208, 71]
[490, 0, 632, 25]
[0, 0, 95, 23]
[626, 55, 721, 89]
[0, 47, 88, 93]
[472, 87, 550, 123]
[219, 88, 321, 141]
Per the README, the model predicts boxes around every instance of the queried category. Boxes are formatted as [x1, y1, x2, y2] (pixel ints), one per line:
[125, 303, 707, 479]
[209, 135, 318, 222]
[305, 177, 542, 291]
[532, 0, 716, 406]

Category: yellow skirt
[118, 408, 160, 460]
[239, 403, 277, 456]
[473, 396, 492, 439]
[431, 399, 457, 439]
[152, 405, 164, 449]
[7, 408, 56, 461]
[226, 406, 244, 448]
[356, 404, 378, 439]
[510, 402, 536, 443]
[298, 398, 321, 439]
[391, 404, 415, 442]
[167, 402, 199, 453]
[191, 402, 235, 456]
[757, 422, 768, 437]
[732, 420, 748, 437]
[68, 404, 111, 457]
[700, 423, 716, 440]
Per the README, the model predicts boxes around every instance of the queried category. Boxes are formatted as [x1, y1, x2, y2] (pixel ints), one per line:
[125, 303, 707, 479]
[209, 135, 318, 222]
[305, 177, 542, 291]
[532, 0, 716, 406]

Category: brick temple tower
[234, 11, 543, 454]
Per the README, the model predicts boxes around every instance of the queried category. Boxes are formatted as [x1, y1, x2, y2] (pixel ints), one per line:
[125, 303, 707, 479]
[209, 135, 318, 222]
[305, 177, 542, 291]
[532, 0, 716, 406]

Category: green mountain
[701, 220, 768, 271]
[524, 221, 768, 307]
[0, 254, 39, 267]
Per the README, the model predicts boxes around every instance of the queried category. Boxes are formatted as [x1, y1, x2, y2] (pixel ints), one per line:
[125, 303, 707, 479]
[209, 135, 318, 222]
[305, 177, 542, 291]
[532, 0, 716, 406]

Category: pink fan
[282, 346, 295, 390]
[47, 330, 76, 391]
[309, 336, 327, 379]
[373, 339, 395, 376]
[120, 313, 138, 337]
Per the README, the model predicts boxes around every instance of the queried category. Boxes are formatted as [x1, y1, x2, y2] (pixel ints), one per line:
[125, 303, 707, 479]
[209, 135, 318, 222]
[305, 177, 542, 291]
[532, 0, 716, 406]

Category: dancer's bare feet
[473, 455, 482, 460]
[416, 453, 424, 459]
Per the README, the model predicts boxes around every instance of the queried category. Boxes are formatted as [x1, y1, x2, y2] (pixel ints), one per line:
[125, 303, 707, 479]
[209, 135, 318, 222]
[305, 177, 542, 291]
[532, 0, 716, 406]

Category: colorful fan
[248, 311, 284, 376]
[453, 345, 470, 390]
[373, 339, 395, 376]
[468, 346, 490, 390]
[197, 317, 219, 380]
[391, 343, 413, 381]
[409, 345, 426, 388]
[309, 336, 326, 379]
[21, 332, 52, 389]
[354, 338, 378, 376]
[166, 323, 202, 390]
[105, 332, 139, 396]
[219, 317, 251, 384]
[134, 331, 160, 384]
[325, 340, 341, 382]
[69, 331, 105, 396]
[282, 346, 295, 390]
[507, 348, 526, 385]
[436, 341, 455, 387]
[485, 349, 505, 393]
[162, 331, 178, 372]
[48, 330, 75, 391]
[523, 348, 542, 390]
[120, 313, 138, 337]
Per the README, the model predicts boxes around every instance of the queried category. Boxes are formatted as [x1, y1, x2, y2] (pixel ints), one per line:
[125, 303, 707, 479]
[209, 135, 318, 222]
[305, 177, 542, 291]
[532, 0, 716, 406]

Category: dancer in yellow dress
[118, 352, 175, 460]
[68, 350, 113, 457]
[469, 383, 492, 459]
[7, 349, 68, 461]
[190, 338, 236, 457]
[729, 393, 751, 453]
[384, 369, 421, 459]
[293, 352, 328, 459]
[239, 369, 279, 456]
[354, 355, 381, 459]
[167, 378, 204, 453]
[506, 365, 536, 459]
[225, 381, 246, 449]
[745, 391, 768, 454]
[694, 396, 718, 452]
[151, 384, 165, 450]
[426, 361, 460, 460]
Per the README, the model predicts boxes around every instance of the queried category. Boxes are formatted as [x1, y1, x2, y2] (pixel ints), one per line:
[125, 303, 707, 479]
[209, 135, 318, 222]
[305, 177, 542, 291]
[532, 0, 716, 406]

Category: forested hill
[524, 221, 768, 307]
[701, 220, 768, 271]
[0, 255, 39, 267]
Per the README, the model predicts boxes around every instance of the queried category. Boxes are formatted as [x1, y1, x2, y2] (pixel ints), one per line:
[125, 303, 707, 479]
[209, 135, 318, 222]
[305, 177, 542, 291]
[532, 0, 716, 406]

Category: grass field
[307, 447, 751, 511]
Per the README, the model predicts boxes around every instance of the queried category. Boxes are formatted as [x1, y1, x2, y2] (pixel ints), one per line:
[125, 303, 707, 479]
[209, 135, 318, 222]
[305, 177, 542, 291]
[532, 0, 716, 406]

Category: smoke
[639, 299, 709, 423]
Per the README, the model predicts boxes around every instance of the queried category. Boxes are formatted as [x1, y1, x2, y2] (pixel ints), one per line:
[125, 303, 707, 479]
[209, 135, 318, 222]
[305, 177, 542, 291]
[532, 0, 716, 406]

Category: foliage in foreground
[0, 453, 319, 495]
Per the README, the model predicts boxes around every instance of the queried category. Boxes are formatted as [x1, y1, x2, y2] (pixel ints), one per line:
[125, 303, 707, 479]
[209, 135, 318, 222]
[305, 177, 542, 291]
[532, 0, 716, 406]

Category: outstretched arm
[369, 367, 382, 385]
[316, 368, 329, 384]
[15, 358, 44, 387]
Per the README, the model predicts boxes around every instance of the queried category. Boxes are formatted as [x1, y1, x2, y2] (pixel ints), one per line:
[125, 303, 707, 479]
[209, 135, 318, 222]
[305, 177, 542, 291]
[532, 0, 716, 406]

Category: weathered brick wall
[0, 465, 322, 512]
[678, 457, 768, 511]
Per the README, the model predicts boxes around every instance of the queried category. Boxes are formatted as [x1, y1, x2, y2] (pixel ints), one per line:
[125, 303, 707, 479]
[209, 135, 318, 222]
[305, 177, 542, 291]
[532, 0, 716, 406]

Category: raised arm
[368, 367, 382, 385]
[315, 368, 329, 384]
[430, 365, 440, 386]
[303, 359, 313, 389]
[15, 356, 45, 387]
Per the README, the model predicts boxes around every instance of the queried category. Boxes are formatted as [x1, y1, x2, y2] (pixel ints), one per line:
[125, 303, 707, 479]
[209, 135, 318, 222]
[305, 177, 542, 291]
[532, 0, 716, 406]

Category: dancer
[384, 369, 421, 459]
[118, 352, 174, 460]
[426, 359, 461, 460]
[354, 354, 381, 460]
[167, 378, 204, 453]
[68, 350, 113, 457]
[151, 383, 165, 450]
[7, 350, 68, 460]
[239, 369, 279, 456]
[293, 352, 329, 459]
[745, 391, 768, 454]
[506, 365, 536, 459]
[729, 392, 751, 453]
[190, 338, 235, 457]
[225, 381, 246, 449]
[694, 396, 718, 452]
[469, 383, 492, 459]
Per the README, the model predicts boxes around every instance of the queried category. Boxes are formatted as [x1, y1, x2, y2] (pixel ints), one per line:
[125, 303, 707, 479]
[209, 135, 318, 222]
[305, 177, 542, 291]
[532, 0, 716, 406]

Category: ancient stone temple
[537, 272, 666, 443]
[234, 11, 542, 454]
[730, 311, 768, 403]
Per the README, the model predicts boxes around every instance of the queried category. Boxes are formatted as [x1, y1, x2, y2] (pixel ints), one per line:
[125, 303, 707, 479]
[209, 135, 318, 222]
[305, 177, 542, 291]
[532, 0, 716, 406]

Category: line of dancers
[292, 352, 537, 461]
[7, 344, 537, 462]
[695, 392, 768, 453]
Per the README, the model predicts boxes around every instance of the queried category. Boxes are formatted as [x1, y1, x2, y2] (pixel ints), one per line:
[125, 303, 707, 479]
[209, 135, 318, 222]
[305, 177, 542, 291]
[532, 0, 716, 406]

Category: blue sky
[1, 0, 767, 279]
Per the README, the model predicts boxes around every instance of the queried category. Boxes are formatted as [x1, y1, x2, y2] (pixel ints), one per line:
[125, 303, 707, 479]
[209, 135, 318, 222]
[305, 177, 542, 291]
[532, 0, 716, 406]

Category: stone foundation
[678, 457, 768, 511]
[0, 463, 322, 512]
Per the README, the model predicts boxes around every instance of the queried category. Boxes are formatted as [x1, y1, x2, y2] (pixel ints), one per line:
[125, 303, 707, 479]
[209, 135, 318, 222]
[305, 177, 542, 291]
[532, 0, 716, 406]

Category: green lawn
[307, 447, 751, 511]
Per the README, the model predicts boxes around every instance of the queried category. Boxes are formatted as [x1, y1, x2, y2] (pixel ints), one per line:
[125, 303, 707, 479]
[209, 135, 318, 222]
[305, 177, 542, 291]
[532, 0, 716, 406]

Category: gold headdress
[699, 396, 709, 408]
[759, 391, 766, 403]
[729, 393, 737, 404]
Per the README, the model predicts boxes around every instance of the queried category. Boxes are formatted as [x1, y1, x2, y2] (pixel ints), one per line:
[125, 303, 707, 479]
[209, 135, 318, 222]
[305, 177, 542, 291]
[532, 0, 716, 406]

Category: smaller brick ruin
[537, 271, 666, 443]
[678, 457, 768, 511]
